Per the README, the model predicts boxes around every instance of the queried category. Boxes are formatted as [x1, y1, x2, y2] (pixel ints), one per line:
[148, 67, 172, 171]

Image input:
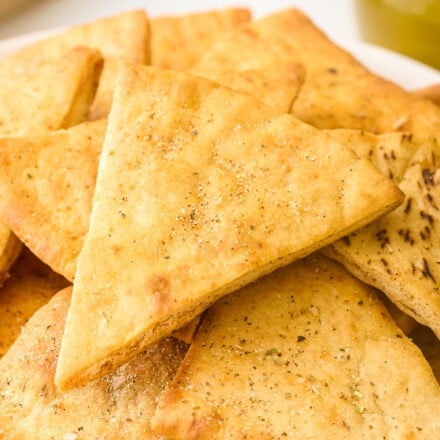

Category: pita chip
[0, 120, 106, 281]
[152, 255, 440, 439]
[4, 10, 150, 121]
[0, 63, 301, 286]
[55, 64, 402, 389]
[323, 129, 420, 183]
[294, 73, 440, 135]
[324, 136, 440, 337]
[0, 287, 187, 439]
[322, 129, 426, 336]
[0, 249, 68, 357]
[193, 8, 365, 86]
[0, 46, 102, 136]
[193, 8, 440, 136]
[173, 63, 304, 342]
[151, 8, 250, 71]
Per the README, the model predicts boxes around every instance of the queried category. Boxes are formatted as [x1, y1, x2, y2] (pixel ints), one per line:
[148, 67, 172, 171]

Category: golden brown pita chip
[151, 8, 250, 71]
[0, 249, 68, 357]
[325, 137, 440, 336]
[193, 8, 440, 136]
[0, 287, 187, 439]
[152, 255, 440, 439]
[55, 64, 402, 390]
[213, 63, 305, 112]
[0, 46, 102, 136]
[4, 10, 150, 121]
[0, 120, 106, 281]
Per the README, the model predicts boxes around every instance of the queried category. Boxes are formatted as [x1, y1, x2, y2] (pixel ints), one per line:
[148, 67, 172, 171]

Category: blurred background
[0, 0, 439, 70]
[0, 0, 359, 40]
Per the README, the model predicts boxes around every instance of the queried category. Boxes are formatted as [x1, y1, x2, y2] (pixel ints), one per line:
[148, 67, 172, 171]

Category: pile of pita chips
[193, 7, 440, 339]
[55, 63, 402, 390]
[0, 63, 303, 284]
[151, 8, 251, 71]
[152, 255, 440, 438]
[2, 10, 150, 120]
[0, 6, 439, 438]
[0, 287, 187, 440]
[0, 249, 68, 357]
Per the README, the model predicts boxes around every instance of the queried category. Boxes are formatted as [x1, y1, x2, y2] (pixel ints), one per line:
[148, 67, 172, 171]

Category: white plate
[0, 12, 438, 91]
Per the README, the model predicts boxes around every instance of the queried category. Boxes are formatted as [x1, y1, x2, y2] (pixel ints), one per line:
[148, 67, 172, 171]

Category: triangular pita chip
[151, 8, 250, 71]
[0, 64, 301, 284]
[0, 248, 68, 357]
[324, 136, 440, 337]
[193, 8, 440, 136]
[152, 255, 440, 439]
[0, 120, 106, 281]
[4, 10, 150, 121]
[0, 287, 187, 439]
[0, 46, 102, 136]
[55, 64, 402, 389]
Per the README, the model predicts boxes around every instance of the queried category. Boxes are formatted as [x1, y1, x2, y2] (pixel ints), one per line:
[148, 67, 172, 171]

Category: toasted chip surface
[55, 64, 402, 390]
[0, 249, 68, 357]
[0, 120, 106, 281]
[152, 255, 440, 439]
[0, 65, 301, 284]
[213, 63, 305, 112]
[0, 46, 102, 135]
[0, 287, 187, 440]
[325, 136, 440, 337]
[151, 8, 250, 71]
